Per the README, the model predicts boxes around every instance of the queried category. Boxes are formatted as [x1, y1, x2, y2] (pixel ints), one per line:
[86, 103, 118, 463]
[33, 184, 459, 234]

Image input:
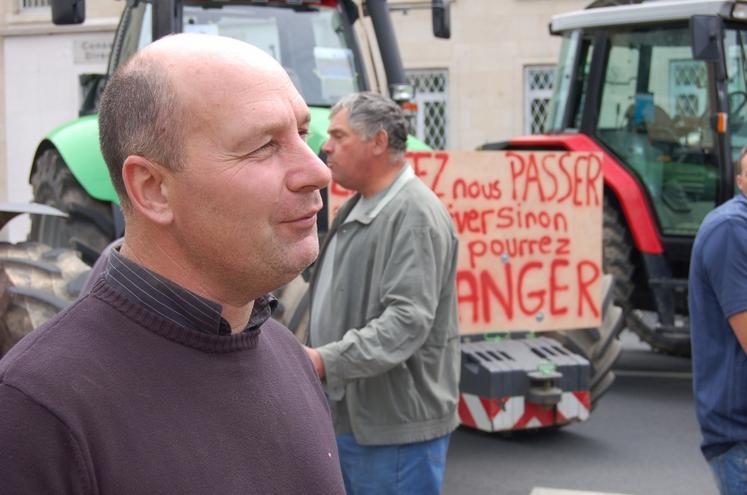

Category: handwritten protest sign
[327, 151, 603, 334]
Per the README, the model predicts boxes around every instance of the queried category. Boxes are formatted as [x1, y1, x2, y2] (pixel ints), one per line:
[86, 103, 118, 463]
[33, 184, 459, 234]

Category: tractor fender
[308, 107, 332, 153]
[31, 115, 119, 205]
[0, 202, 66, 232]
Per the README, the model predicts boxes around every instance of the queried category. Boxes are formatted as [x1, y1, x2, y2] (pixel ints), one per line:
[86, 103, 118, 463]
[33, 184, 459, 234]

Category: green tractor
[32, 0, 450, 265]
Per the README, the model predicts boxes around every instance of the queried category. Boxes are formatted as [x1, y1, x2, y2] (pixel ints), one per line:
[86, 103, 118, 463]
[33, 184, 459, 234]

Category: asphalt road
[442, 331, 715, 495]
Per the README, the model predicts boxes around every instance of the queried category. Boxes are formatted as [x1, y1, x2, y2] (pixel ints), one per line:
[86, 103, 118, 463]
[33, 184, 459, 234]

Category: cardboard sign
[327, 150, 604, 334]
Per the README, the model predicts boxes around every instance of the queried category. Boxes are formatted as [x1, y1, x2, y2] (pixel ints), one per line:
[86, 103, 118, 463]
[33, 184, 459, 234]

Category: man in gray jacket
[305, 92, 460, 495]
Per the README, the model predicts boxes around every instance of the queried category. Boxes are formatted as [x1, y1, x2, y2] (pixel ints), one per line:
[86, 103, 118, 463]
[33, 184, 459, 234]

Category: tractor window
[546, 32, 577, 131]
[596, 26, 717, 237]
[126, 3, 360, 107]
[181, 4, 360, 106]
[107, 2, 148, 74]
[547, 31, 594, 132]
[725, 27, 747, 168]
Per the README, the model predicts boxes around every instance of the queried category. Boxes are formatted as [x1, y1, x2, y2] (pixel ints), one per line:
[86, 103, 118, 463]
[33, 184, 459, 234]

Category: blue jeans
[709, 442, 747, 494]
[336, 433, 450, 495]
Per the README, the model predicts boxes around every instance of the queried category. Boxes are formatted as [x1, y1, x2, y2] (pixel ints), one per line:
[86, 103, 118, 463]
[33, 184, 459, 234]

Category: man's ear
[371, 129, 390, 157]
[121, 155, 174, 225]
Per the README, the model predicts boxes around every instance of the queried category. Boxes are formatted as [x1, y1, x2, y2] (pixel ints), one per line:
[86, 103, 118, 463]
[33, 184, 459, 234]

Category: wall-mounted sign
[73, 39, 112, 65]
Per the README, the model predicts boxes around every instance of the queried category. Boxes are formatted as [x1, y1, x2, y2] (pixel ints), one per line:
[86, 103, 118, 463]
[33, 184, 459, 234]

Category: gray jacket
[310, 167, 460, 445]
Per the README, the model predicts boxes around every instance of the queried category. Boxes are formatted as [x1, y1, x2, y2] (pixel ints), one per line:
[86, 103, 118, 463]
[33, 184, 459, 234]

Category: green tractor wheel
[29, 148, 115, 265]
[0, 242, 89, 357]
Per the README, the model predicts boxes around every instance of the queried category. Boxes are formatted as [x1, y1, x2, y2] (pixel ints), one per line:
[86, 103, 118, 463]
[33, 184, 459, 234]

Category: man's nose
[289, 145, 331, 192]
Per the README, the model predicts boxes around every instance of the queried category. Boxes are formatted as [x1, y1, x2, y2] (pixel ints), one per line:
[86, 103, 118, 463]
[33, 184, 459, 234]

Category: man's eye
[299, 129, 309, 142]
[257, 140, 277, 153]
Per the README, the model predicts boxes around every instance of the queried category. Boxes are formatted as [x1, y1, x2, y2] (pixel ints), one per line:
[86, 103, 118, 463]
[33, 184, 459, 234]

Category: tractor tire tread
[0, 242, 89, 356]
[603, 196, 690, 356]
[29, 148, 114, 265]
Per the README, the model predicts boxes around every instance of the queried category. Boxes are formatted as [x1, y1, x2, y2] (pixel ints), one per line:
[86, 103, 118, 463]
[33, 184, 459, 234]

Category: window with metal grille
[670, 60, 707, 118]
[19, 0, 50, 8]
[406, 69, 449, 150]
[524, 65, 556, 134]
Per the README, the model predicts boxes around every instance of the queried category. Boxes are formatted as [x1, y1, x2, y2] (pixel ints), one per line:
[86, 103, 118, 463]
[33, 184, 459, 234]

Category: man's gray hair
[98, 53, 184, 209]
[330, 92, 408, 162]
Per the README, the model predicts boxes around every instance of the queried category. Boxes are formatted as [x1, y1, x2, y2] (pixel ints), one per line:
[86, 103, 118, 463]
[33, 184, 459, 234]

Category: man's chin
[297, 249, 320, 274]
[298, 235, 320, 261]
[273, 264, 311, 294]
[285, 245, 319, 276]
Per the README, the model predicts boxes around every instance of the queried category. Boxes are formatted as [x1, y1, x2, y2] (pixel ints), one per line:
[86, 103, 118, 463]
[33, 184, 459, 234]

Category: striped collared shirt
[105, 248, 276, 335]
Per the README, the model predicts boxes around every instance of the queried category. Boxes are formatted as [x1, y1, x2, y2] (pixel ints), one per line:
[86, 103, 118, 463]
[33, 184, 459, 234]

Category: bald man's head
[99, 52, 180, 209]
[98, 33, 287, 210]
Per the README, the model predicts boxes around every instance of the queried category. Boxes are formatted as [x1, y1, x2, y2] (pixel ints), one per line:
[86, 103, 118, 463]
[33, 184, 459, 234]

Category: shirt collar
[105, 248, 277, 336]
[345, 164, 415, 225]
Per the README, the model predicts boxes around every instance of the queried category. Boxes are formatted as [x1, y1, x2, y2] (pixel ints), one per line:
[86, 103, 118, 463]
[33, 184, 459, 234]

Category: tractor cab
[108, 2, 365, 109]
[58, 0, 451, 115]
[499, 0, 747, 354]
[77, 0, 372, 154]
[549, 0, 747, 237]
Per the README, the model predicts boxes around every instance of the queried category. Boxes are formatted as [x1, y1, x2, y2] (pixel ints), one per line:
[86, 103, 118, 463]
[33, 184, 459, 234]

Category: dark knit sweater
[0, 278, 345, 494]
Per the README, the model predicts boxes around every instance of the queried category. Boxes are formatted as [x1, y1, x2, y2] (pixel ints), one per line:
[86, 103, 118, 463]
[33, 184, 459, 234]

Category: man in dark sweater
[0, 34, 345, 494]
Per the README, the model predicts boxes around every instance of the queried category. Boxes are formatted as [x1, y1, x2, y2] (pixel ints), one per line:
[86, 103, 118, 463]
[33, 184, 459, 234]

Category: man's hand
[304, 346, 326, 379]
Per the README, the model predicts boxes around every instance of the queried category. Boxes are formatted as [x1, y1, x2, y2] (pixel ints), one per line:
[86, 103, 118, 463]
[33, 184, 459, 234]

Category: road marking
[530, 488, 633, 495]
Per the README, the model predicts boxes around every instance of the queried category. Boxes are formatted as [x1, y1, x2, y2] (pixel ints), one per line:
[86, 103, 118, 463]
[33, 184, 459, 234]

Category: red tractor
[486, 0, 747, 355]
